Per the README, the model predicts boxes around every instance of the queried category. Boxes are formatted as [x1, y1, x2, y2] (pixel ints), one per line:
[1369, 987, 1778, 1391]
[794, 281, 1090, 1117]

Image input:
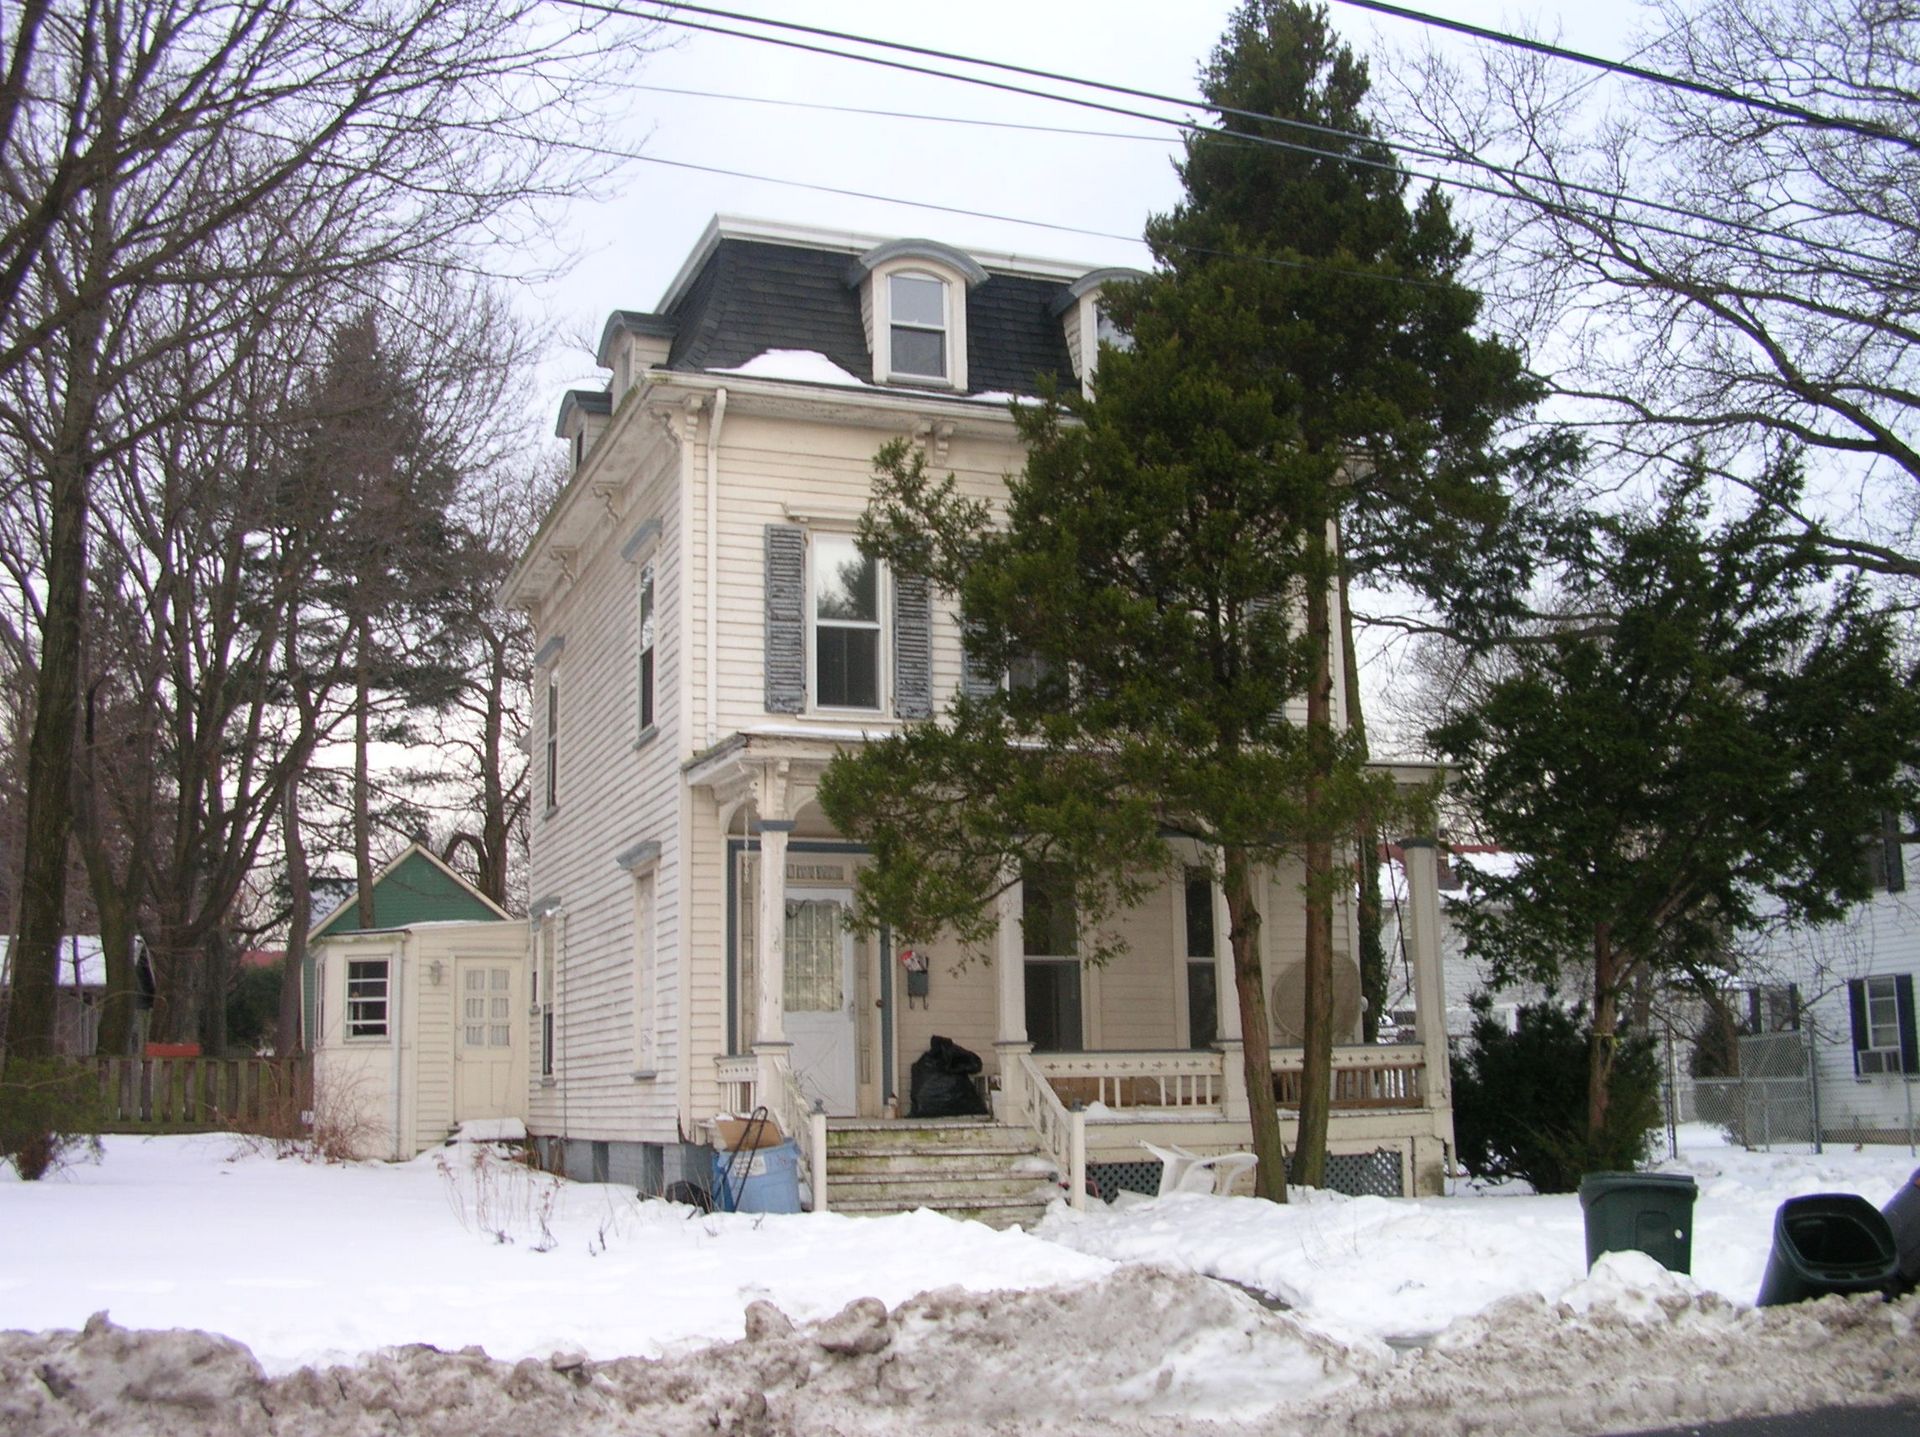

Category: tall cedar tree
[1138, 0, 1572, 1184]
[821, 0, 1566, 1199]
[1431, 472, 1920, 1146]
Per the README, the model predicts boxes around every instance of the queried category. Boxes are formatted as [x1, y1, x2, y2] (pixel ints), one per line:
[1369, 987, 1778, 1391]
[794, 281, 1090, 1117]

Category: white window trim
[636, 557, 658, 742]
[631, 868, 657, 1079]
[1861, 975, 1904, 1073]
[871, 261, 969, 390]
[543, 673, 559, 814]
[808, 531, 889, 715]
[344, 957, 390, 1042]
[536, 916, 560, 1082]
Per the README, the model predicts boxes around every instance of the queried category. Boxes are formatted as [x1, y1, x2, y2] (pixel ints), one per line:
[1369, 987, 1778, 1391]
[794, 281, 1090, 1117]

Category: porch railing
[90, 1055, 311, 1134]
[714, 1053, 756, 1114]
[1031, 1050, 1225, 1111]
[1272, 1046, 1426, 1110]
[1016, 1053, 1086, 1210]
[767, 1058, 830, 1216]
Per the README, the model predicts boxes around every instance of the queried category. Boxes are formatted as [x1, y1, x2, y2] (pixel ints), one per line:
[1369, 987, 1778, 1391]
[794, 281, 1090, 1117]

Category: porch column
[994, 869, 1031, 1117]
[1401, 838, 1450, 1108]
[754, 820, 794, 1097]
[1212, 878, 1249, 1122]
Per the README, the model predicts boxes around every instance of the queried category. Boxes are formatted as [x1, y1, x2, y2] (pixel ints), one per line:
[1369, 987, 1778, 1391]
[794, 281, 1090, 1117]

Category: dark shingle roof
[663, 237, 1079, 399]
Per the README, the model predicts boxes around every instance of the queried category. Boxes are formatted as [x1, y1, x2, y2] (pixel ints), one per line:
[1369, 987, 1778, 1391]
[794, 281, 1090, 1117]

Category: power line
[1328, 0, 1917, 152]
[580, 1, 1896, 275]
[520, 131, 1461, 292]
[609, 81, 1178, 145]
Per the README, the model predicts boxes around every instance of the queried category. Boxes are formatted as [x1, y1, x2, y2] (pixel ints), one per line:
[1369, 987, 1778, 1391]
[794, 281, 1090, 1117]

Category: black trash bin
[1578, 1171, 1699, 1274]
[1755, 1192, 1900, 1307]
[1883, 1168, 1920, 1298]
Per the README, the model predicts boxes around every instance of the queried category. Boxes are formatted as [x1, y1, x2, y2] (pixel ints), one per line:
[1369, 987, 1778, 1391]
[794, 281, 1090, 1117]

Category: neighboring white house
[308, 844, 527, 1159]
[500, 216, 1457, 1216]
[1743, 820, 1920, 1143]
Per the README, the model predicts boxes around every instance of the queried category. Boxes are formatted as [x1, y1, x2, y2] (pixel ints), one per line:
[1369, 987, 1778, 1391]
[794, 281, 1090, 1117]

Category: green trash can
[1755, 1193, 1899, 1307]
[1578, 1171, 1698, 1274]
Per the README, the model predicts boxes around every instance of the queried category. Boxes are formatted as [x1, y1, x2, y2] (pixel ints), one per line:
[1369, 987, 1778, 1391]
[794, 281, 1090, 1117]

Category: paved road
[1624, 1403, 1920, 1435]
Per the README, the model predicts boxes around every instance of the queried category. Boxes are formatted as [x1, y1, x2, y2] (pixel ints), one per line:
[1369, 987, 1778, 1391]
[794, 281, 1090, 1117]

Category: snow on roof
[710, 349, 870, 387]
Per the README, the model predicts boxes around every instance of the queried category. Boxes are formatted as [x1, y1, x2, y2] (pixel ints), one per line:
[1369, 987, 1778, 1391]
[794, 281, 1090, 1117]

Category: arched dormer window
[851, 239, 988, 390]
[1054, 267, 1147, 396]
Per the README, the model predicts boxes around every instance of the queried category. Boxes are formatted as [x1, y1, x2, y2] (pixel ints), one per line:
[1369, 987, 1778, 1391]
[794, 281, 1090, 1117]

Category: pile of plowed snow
[4, 1264, 1917, 1437]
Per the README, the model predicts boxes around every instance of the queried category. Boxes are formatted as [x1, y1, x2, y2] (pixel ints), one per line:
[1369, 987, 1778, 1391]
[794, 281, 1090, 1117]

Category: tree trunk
[1292, 525, 1337, 1190]
[1224, 842, 1288, 1203]
[10, 329, 104, 1062]
[1588, 921, 1619, 1145]
[353, 619, 376, 928]
[478, 627, 509, 905]
[200, 928, 231, 1056]
[76, 679, 142, 1057]
[280, 770, 311, 1055]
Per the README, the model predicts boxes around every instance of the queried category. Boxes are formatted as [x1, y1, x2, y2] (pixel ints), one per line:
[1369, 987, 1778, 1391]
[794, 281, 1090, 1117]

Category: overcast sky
[522, 1, 1643, 427]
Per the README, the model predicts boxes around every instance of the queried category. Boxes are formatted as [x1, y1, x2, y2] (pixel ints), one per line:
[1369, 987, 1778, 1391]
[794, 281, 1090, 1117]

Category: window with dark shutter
[893, 571, 932, 719]
[764, 525, 806, 713]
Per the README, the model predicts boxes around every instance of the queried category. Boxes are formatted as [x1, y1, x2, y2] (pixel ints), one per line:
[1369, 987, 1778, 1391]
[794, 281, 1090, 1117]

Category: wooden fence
[90, 1055, 312, 1134]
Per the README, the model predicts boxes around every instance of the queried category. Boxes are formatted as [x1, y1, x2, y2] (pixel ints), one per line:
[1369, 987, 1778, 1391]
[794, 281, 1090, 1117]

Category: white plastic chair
[1141, 1141, 1258, 1197]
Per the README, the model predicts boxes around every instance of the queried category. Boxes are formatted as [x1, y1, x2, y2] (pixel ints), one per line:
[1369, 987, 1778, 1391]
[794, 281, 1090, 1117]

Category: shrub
[1451, 997, 1661, 1193]
[0, 1057, 106, 1180]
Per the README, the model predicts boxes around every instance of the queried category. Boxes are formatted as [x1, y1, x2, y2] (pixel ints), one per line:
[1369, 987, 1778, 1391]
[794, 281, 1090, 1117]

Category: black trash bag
[909, 1034, 988, 1118]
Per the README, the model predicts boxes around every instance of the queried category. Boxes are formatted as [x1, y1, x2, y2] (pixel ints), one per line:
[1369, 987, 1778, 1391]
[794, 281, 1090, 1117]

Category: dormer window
[852, 239, 988, 390]
[1056, 267, 1147, 396]
[889, 272, 949, 381]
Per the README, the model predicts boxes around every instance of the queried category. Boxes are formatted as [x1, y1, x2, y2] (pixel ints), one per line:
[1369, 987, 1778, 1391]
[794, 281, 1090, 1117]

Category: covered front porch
[691, 732, 1455, 1212]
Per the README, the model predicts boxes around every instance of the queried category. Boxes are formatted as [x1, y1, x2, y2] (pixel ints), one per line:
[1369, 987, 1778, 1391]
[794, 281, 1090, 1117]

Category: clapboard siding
[525, 420, 686, 1146]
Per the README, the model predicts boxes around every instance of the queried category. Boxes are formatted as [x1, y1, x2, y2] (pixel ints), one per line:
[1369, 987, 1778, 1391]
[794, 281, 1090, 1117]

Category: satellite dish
[1271, 957, 1362, 1044]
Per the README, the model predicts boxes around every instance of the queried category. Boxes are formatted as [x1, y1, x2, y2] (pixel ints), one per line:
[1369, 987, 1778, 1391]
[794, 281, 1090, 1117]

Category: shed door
[455, 959, 518, 1120]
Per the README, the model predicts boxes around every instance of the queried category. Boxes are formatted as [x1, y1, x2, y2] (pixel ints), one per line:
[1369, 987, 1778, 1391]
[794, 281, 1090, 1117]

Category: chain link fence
[1691, 1029, 1920, 1152]
[1694, 1032, 1817, 1149]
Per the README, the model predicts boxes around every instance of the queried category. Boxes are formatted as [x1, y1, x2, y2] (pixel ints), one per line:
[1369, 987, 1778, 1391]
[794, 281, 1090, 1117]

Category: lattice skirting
[1088, 1147, 1403, 1203]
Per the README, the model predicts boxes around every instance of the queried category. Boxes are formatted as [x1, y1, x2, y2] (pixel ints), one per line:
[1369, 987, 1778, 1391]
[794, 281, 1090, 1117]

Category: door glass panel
[784, 900, 844, 1013]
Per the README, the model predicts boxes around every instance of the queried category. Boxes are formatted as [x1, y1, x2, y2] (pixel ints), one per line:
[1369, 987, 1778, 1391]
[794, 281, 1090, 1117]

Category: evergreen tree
[1136, 0, 1573, 1184]
[821, 0, 1566, 1198]
[1431, 470, 1920, 1145]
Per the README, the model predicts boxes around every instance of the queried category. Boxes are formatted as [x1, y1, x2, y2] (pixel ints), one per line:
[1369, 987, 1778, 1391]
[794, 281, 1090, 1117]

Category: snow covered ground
[2, 1126, 1918, 1434]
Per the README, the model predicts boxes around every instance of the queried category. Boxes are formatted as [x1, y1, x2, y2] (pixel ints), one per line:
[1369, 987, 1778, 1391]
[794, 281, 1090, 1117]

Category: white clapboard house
[500, 217, 1456, 1221]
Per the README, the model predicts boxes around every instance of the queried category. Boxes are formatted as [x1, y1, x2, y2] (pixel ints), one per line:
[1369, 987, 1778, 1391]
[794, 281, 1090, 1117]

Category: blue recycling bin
[711, 1139, 802, 1214]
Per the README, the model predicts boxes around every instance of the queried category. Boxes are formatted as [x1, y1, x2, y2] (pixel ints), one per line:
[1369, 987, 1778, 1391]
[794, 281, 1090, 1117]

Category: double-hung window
[888, 272, 948, 381]
[536, 918, 558, 1078]
[1852, 974, 1914, 1075]
[637, 561, 656, 735]
[346, 959, 389, 1040]
[544, 676, 559, 811]
[812, 532, 882, 709]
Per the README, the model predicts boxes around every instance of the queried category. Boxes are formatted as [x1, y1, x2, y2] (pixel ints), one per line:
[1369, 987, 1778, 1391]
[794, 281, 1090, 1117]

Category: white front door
[784, 890, 858, 1117]
[454, 958, 518, 1120]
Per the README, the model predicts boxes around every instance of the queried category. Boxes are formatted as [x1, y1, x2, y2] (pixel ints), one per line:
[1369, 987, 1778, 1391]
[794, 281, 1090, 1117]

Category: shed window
[346, 959, 389, 1039]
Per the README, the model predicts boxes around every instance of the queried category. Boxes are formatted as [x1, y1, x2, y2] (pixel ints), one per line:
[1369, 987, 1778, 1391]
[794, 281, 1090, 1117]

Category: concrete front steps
[823, 1119, 1062, 1229]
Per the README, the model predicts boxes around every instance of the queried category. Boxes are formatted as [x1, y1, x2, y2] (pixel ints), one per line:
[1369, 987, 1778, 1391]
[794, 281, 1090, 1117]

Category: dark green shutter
[765, 525, 805, 713]
[1898, 974, 1918, 1076]
[893, 573, 932, 718]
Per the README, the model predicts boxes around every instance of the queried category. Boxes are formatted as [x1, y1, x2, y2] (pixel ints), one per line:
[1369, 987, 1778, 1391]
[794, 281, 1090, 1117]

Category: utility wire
[520, 130, 1463, 291]
[609, 81, 1179, 145]
[1328, 0, 1918, 152]
[572, 0, 1897, 275]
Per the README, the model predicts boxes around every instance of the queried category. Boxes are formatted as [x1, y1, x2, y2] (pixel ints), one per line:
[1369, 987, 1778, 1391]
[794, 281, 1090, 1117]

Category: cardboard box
[710, 1115, 787, 1152]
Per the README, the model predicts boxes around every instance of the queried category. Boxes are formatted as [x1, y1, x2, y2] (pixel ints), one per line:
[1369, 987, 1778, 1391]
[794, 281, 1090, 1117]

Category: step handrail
[1016, 1052, 1087, 1211]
